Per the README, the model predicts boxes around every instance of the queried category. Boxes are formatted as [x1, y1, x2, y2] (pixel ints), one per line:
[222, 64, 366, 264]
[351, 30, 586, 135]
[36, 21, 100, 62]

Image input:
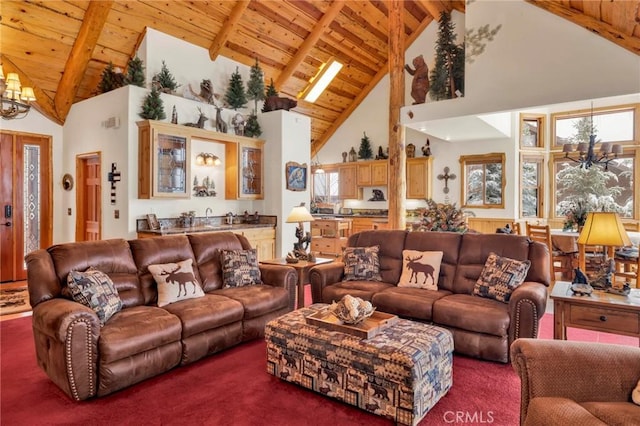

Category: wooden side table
[550, 281, 640, 344]
[260, 257, 333, 308]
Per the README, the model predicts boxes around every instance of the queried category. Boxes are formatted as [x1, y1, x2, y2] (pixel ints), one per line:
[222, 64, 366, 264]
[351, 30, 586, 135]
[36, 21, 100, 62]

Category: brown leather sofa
[511, 338, 640, 425]
[26, 232, 297, 401]
[309, 230, 551, 363]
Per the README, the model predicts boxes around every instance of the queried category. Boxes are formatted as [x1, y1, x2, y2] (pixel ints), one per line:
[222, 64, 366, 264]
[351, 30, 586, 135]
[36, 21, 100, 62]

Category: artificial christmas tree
[358, 132, 373, 160]
[244, 113, 262, 138]
[153, 60, 179, 94]
[429, 11, 464, 101]
[224, 67, 247, 110]
[261, 79, 278, 112]
[139, 87, 166, 120]
[246, 59, 265, 113]
[125, 56, 145, 87]
[98, 62, 126, 93]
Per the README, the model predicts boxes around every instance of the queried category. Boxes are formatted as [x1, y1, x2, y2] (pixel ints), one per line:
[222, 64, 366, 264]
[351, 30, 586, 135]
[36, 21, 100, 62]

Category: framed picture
[146, 213, 160, 230]
[286, 162, 307, 191]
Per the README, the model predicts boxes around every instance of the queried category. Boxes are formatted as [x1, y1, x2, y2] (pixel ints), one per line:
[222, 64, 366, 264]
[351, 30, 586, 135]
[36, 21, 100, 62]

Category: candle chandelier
[561, 104, 622, 170]
[0, 65, 36, 120]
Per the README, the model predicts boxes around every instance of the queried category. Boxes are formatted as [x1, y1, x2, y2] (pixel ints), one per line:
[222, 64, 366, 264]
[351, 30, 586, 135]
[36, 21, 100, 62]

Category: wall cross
[437, 167, 456, 202]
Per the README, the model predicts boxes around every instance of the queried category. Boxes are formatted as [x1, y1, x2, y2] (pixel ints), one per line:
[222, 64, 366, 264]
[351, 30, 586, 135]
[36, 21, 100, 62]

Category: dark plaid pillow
[221, 249, 262, 288]
[473, 252, 531, 303]
[343, 246, 382, 281]
[67, 268, 122, 326]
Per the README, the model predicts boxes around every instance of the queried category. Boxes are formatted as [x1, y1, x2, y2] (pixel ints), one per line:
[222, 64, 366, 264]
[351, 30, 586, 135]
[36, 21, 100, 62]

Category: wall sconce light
[298, 58, 343, 103]
[195, 153, 221, 166]
[0, 65, 37, 120]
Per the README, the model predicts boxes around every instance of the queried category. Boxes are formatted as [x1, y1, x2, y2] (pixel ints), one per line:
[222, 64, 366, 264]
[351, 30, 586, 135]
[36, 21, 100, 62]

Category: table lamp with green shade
[577, 212, 631, 293]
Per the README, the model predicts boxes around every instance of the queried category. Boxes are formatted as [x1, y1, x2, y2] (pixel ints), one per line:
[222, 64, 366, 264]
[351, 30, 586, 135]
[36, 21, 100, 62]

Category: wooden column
[388, 0, 406, 230]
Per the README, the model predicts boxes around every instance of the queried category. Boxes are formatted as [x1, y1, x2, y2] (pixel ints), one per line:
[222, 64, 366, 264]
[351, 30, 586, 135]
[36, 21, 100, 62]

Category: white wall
[403, 0, 640, 123]
[262, 110, 312, 257]
[0, 109, 66, 243]
[62, 29, 273, 240]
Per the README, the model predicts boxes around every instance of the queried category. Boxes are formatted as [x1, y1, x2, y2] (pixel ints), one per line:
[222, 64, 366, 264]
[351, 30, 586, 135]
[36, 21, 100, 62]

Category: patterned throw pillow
[343, 246, 382, 281]
[473, 252, 531, 303]
[397, 250, 443, 290]
[220, 249, 262, 288]
[67, 268, 122, 326]
[148, 258, 205, 307]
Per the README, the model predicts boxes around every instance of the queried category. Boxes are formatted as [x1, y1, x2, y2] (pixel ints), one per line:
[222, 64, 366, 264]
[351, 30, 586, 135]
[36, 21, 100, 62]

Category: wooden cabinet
[237, 227, 275, 261]
[138, 120, 191, 199]
[351, 217, 375, 234]
[338, 164, 357, 199]
[225, 139, 264, 200]
[357, 160, 388, 186]
[311, 218, 352, 257]
[406, 157, 433, 199]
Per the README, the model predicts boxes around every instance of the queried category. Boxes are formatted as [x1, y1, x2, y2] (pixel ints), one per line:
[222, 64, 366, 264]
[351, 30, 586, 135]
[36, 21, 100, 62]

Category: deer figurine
[159, 265, 198, 297]
[405, 255, 436, 286]
[183, 107, 208, 128]
[214, 105, 228, 133]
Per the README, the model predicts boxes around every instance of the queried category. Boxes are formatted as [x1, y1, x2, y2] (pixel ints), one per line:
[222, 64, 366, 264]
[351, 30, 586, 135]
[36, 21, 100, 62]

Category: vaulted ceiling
[1, 1, 638, 154]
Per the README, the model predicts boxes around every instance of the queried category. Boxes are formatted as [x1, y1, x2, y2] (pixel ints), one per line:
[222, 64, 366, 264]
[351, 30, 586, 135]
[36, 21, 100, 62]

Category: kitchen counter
[137, 223, 274, 237]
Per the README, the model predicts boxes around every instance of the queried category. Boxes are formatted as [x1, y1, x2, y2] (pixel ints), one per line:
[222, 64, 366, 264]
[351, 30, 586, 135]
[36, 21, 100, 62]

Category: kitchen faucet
[205, 207, 213, 222]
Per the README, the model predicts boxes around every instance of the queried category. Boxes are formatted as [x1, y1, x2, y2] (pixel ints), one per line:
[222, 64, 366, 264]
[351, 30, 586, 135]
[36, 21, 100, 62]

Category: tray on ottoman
[266, 304, 454, 426]
[305, 307, 398, 339]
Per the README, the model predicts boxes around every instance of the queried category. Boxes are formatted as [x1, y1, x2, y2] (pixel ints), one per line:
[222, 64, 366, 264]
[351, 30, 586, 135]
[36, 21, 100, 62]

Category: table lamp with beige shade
[577, 212, 632, 294]
[285, 203, 315, 261]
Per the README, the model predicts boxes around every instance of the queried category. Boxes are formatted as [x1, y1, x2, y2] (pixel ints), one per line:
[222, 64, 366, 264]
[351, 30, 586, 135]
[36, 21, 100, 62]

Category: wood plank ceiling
[1, 1, 638, 155]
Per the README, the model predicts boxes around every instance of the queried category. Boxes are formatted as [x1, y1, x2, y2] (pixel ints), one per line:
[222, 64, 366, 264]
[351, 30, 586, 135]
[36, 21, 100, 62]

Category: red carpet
[1, 293, 636, 425]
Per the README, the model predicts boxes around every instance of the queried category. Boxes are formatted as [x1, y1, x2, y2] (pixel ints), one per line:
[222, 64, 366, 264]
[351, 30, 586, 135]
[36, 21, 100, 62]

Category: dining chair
[511, 222, 521, 236]
[526, 223, 575, 281]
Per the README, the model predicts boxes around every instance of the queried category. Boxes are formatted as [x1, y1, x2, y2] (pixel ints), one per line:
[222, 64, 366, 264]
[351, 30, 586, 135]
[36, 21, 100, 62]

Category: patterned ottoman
[265, 304, 453, 425]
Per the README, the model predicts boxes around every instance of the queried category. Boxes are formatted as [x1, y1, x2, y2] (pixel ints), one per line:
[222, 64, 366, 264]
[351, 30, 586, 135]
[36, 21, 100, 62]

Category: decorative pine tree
[265, 78, 278, 97]
[261, 78, 278, 113]
[98, 62, 126, 93]
[154, 60, 178, 93]
[358, 132, 373, 160]
[429, 11, 464, 101]
[139, 87, 166, 120]
[246, 59, 265, 113]
[224, 67, 247, 110]
[244, 113, 262, 138]
[125, 56, 145, 87]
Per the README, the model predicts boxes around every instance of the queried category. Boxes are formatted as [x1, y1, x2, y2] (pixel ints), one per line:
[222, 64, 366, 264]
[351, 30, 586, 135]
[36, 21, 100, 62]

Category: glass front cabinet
[138, 120, 191, 199]
[225, 139, 264, 200]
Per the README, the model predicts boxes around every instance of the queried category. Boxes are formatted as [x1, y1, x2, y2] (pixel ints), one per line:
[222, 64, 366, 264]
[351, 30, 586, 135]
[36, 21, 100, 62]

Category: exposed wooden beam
[209, 0, 251, 61]
[311, 7, 436, 155]
[1, 55, 62, 125]
[525, 0, 640, 55]
[54, 0, 113, 120]
[275, 0, 345, 91]
[418, 0, 448, 20]
[388, 0, 406, 230]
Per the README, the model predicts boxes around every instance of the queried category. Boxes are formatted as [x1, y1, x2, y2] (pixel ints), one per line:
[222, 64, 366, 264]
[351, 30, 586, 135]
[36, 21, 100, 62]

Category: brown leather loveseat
[26, 232, 296, 401]
[309, 230, 551, 363]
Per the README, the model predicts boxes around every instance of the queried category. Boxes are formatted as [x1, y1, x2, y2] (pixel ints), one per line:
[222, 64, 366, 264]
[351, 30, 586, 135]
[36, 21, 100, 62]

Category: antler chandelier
[561, 103, 621, 170]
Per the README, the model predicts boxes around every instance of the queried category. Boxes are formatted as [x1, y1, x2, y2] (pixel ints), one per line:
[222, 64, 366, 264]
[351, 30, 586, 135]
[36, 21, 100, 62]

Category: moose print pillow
[398, 250, 444, 290]
[148, 258, 205, 307]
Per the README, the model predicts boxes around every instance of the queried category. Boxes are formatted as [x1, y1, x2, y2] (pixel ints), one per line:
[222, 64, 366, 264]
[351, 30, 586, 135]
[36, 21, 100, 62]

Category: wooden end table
[260, 257, 333, 308]
[550, 281, 640, 345]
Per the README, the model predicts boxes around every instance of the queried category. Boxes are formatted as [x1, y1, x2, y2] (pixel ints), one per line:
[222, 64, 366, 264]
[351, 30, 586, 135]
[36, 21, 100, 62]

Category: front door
[76, 154, 101, 241]
[0, 131, 52, 282]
